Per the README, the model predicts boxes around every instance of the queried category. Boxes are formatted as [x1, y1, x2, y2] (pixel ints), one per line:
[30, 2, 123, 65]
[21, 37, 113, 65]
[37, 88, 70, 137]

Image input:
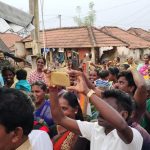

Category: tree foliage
[73, 2, 96, 26]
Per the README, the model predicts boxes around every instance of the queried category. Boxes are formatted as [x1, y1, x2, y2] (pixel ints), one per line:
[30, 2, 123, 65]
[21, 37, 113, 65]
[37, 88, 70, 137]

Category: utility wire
[96, 0, 143, 13]
[40, 0, 47, 58]
[118, 7, 150, 25]
[112, 4, 150, 25]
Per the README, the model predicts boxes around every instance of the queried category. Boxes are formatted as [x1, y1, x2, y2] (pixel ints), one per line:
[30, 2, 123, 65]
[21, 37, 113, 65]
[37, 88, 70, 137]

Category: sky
[1, 0, 150, 30]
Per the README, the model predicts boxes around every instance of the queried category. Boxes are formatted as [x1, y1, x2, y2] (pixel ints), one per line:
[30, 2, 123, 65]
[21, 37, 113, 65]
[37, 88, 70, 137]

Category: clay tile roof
[0, 38, 10, 53]
[21, 26, 127, 48]
[0, 33, 22, 51]
[101, 26, 150, 49]
[127, 28, 150, 42]
[22, 27, 93, 48]
[43, 26, 93, 48]
[91, 27, 127, 47]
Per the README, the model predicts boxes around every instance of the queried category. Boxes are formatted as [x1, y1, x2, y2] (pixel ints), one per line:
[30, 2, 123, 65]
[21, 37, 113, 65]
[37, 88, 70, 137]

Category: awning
[0, 1, 34, 33]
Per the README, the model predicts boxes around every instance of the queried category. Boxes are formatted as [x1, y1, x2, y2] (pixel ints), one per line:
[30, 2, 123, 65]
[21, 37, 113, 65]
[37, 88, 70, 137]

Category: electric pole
[58, 14, 62, 28]
[29, 0, 34, 39]
[29, 0, 40, 55]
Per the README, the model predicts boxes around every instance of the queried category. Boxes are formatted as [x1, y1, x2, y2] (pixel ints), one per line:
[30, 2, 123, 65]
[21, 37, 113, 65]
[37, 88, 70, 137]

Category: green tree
[73, 2, 96, 26]
[73, 6, 83, 26]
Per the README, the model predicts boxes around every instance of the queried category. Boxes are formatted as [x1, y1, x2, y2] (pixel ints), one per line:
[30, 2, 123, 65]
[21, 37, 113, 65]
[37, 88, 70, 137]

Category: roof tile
[127, 28, 150, 42]
[22, 26, 127, 48]
[0, 33, 22, 51]
[101, 26, 150, 49]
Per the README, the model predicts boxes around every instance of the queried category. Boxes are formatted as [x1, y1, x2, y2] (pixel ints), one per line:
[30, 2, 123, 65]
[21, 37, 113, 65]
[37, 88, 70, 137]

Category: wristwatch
[87, 89, 96, 98]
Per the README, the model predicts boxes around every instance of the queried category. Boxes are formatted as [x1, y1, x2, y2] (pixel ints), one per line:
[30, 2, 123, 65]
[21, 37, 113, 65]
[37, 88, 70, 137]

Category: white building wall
[143, 48, 150, 55]
[128, 49, 140, 61]
[116, 47, 148, 61]
[117, 47, 129, 56]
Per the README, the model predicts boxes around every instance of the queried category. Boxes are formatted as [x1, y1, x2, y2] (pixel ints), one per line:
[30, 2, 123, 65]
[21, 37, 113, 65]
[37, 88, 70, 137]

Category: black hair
[99, 70, 109, 79]
[67, 59, 72, 62]
[2, 66, 15, 76]
[78, 67, 83, 72]
[89, 69, 99, 75]
[36, 56, 46, 65]
[16, 69, 27, 80]
[102, 89, 133, 120]
[144, 54, 149, 58]
[117, 71, 137, 93]
[120, 64, 130, 70]
[116, 57, 120, 62]
[31, 81, 47, 92]
[89, 53, 92, 59]
[0, 88, 34, 135]
[108, 67, 119, 77]
[61, 92, 84, 121]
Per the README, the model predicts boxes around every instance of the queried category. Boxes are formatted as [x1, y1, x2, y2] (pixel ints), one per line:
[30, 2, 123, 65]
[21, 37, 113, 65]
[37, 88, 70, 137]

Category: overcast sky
[1, 0, 150, 30]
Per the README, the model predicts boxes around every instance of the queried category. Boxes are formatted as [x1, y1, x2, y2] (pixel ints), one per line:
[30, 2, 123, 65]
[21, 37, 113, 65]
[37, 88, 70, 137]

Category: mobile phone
[50, 72, 70, 87]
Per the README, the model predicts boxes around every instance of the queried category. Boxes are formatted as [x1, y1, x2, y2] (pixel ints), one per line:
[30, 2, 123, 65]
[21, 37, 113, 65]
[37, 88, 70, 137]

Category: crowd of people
[0, 53, 150, 150]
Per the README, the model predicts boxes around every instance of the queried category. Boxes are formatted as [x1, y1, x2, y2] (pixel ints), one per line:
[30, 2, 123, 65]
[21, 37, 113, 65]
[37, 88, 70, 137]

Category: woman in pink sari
[139, 54, 150, 76]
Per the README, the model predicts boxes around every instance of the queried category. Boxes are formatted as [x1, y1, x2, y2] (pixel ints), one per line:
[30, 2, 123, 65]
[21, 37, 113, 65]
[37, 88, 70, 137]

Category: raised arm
[68, 70, 102, 97]
[49, 88, 81, 135]
[90, 62, 102, 69]
[67, 75, 133, 144]
[86, 90, 133, 144]
[130, 69, 147, 106]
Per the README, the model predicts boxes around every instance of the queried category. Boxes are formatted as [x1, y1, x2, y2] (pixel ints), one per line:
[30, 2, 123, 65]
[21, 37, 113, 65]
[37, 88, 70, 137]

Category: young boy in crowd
[95, 70, 110, 90]
[15, 69, 31, 92]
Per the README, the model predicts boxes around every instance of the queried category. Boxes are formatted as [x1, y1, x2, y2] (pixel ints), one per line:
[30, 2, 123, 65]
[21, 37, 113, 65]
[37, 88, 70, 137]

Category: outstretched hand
[68, 69, 95, 89]
[67, 69, 83, 77]
[67, 71, 89, 95]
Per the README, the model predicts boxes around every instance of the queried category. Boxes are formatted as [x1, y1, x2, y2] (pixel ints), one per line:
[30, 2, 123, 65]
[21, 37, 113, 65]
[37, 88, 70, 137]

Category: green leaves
[73, 2, 96, 27]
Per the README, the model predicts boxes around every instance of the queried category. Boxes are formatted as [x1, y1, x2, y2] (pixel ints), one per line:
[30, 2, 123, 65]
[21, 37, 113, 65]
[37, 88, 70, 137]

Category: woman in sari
[52, 91, 90, 150]
[31, 81, 54, 128]
[138, 54, 150, 76]
[144, 66, 150, 80]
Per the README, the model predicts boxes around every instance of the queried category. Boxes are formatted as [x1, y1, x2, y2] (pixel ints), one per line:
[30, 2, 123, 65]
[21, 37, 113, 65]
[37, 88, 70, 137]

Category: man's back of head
[0, 88, 34, 150]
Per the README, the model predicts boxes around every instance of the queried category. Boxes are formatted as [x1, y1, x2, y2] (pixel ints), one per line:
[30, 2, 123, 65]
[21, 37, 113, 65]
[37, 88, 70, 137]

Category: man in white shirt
[49, 70, 143, 150]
